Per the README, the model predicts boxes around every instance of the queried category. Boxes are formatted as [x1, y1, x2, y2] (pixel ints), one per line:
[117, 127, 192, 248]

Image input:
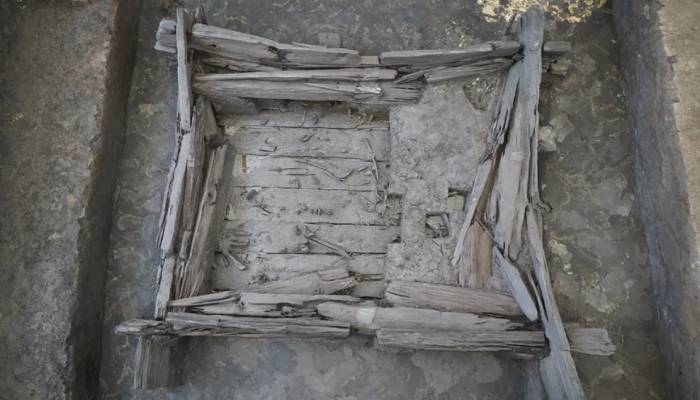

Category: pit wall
[614, 1, 700, 398]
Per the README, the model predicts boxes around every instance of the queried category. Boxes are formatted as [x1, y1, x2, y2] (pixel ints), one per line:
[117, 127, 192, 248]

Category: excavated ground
[98, 1, 666, 399]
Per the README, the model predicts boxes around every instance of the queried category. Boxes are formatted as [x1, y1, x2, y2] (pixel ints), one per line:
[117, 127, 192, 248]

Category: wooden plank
[220, 111, 389, 130]
[211, 253, 384, 288]
[232, 155, 390, 192]
[376, 328, 544, 353]
[244, 268, 357, 294]
[316, 303, 524, 333]
[154, 255, 176, 319]
[159, 133, 191, 255]
[226, 187, 400, 225]
[194, 78, 422, 104]
[195, 68, 397, 82]
[190, 23, 361, 68]
[385, 280, 523, 317]
[176, 8, 193, 132]
[226, 126, 390, 161]
[174, 144, 233, 299]
[424, 58, 513, 83]
[119, 314, 351, 338]
[380, 41, 520, 68]
[219, 220, 399, 254]
[493, 246, 539, 321]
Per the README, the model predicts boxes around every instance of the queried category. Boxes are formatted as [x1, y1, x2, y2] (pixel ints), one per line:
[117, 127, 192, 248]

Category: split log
[424, 58, 514, 83]
[156, 19, 362, 68]
[173, 143, 233, 299]
[384, 280, 523, 317]
[170, 292, 360, 317]
[380, 41, 520, 69]
[118, 313, 350, 338]
[194, 68, 397, 82]
[194, 78, 423, 104]
[376, 328, 544, 353]
[316, 302, 524, 333]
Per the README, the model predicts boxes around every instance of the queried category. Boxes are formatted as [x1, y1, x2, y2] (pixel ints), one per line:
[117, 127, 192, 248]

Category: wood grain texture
[226, 125, 390, 161]
[380, 41, 520, 68]
[376, 328, 544, 352]
[195, 68, 396, 82]
[220, 111, 388, 130]
[385, 280, 523, 317]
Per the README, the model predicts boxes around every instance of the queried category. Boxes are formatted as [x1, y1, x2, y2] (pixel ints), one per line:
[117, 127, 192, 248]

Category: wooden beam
[379, 41, 520, 68]
[384, 280, 523, 317]
[194, 68, 397, 82]
[376, 328, 545, 353]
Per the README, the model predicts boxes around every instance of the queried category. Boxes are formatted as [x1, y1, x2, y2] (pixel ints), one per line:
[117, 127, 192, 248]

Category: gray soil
[98, 1, 666, 399]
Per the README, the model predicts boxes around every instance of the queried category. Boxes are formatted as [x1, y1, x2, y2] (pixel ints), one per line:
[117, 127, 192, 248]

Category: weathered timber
[424, 58, 514, 83]
[174, 143, 233, 299]
[376, 328, 545, 353]
[227, 187, 400, 225]
[154, 255, 177, 319]
[380, 41, 520, 69]
[133, 336, 175, 389]
[176, 9, 193, 131]
[194, 78, 422, 104]
[195, 68, 397, 82]
[566, 326, 616, 356]
[220, 220, 399, 254]
[492, 247, 539, 321]
[226, 126, 391, 161]
[119, 313, 351, 338]
[156, 19, 362, 68]
[245, 268, 357, 294]
[220, 111, 388, 130]
[384, 280, 523, 317]
[518, 8, 585, 399]
[451, 62, 521, 272]
[212, 253, 384, 289]
[316, 303, 524, 333]
[232, 155, 390, 192]
[169, 292, 360, 317]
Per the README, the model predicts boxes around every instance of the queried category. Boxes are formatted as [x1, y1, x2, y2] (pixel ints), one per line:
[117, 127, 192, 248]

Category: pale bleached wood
[424, 58, 513, 83]
[492, 246, 539, 321]
[194, 78, 422, 104]
[380, 41, 520, 68]
[245, 268, 357, 294]
[376, 328, 544, 353]
[212, 253, 384, 289]
[174, 144, 233, 299]
[159, 133, 191, 255]
[466, 222, 493, 288]
[220, 111, 389, 130]
[566, 326, 616, 356]
[119, 313, 351, 338]
[232, 155, 390, 192]
[226, 126, 391, 161]
[195, 68, 397, 82]
[451, 63, 521, 271]
[227, 187, 400, 225]
[154, 255, 177, 319]
[316, 303, 524, 333]
[220, 220, 399, 255]
[176, 8, 193, 132]
[385, 280, 523, 317]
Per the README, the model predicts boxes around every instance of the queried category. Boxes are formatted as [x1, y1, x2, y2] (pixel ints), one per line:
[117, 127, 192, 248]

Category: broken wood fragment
[492, 247, 539, 321]
[385, 280, 523, 317]
[376, 328, 545, 353]
[245, 268, 357, 294]
[566, 326, 616, 356]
